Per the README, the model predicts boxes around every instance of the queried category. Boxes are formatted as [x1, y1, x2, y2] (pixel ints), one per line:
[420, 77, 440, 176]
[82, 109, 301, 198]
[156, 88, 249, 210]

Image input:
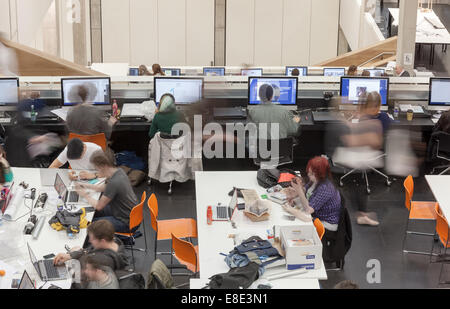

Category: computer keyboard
[216, 206, 228, 219]
[68, 191, 79, 203]
[44, 259, 59, 278]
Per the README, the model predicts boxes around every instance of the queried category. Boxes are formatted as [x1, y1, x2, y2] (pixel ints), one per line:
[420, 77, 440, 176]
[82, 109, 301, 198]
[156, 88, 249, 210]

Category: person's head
[259, 84, 274, 103]
[395, 65, 404, 75]
[361, 70, 370, 77]
[359, 91, 382, 116]
[348, 65, 357, 76]
[152, 64, 165, 76]
[67, 138, 86, 160]
[291, 68, 300, 77]
[139, 65, 151, 76]
[84, 253, 110, 282]
[306, 156, 331, 184]
[87, 220, 116, 249]
[90, 150, 115, 175]
[334, 280, 359, 289]
[158, 93, 176, 113]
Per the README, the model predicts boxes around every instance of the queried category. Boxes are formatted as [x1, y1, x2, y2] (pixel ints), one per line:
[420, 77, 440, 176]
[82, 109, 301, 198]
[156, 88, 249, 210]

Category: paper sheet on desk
[121, 104, 145, 117]
[51, 108, 69, 121]
[0, 260, 17, 289]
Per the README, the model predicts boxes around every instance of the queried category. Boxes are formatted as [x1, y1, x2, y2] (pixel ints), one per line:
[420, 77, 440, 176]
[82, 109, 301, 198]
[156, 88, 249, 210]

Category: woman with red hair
[283, 156, 341, 231]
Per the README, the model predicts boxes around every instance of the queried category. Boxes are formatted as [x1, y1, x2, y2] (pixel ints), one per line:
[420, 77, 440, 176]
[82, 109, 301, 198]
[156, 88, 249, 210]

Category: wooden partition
[0, 37, 104, 76]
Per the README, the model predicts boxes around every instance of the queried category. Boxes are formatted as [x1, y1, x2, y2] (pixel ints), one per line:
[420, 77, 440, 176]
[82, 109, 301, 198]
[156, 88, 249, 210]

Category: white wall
[226, 0, 339, 66]
[0, 0, 11, 38]
[101, 0, 215, 66]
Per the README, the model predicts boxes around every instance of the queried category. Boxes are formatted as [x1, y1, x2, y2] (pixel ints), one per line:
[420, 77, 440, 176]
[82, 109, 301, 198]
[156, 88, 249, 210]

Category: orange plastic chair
[432, 204, 450, 285]
[148, 194, 197, 259]
[314, 218, 325, 240]
[68, 133, 107, 151]
[403, 175, 438, 255]
[171, 233, 199, 274]
[115, 192, 147, 269]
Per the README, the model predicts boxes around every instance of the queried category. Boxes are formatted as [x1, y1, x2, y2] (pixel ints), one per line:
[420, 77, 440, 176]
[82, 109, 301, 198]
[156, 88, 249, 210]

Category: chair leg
[340, 168, 358, 186]
[364, 171, 370, 194]
[439, 166, 450, 175]
[143, 221, 148, 253]
[439, 246, 449, 285]
[402, 216, 411, 253]
[131, 240, 136, 271]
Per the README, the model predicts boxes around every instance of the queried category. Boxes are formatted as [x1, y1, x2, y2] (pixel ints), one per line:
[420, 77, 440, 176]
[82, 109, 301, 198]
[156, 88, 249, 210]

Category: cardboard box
[280, 225, 323, 270]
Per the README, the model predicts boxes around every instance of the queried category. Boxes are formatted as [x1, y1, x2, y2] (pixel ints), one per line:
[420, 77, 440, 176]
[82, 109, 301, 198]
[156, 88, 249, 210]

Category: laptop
[312, 111, 340, 122]
[213, 107, 247, 120]
[40, 169, 67, 187]
[27, 243, 68, 281]
[212, 189, 238, 221]
[54, 173, 80, 204]
[18, 270, 35, 289]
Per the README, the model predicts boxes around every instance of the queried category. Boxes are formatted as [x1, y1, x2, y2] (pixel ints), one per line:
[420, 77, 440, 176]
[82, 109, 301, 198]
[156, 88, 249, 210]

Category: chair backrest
[68, 133, 107, 151]
[128, 192, 146, 231]
[171, 233, 198, 273]
[313, 218, 325, 240]
[436, 132, 450, 155]
[435, 204, 449, 247]
[148, 194, 159, 232]
[403, 175, 414, 211]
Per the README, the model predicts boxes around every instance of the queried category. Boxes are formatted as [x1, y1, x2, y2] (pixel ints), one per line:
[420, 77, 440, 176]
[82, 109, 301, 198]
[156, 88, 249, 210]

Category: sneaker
[357, 215, 380, 226]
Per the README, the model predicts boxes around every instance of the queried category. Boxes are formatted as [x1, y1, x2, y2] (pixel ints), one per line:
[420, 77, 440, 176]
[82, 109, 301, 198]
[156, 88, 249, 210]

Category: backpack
[206, 262, 260, 289]
[257, 168, 298, 189]
[116, 270, 145, 289]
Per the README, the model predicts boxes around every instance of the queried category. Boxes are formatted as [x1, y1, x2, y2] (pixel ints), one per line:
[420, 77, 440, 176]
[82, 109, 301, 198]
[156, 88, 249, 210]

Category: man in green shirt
[149, 93, 185, 139]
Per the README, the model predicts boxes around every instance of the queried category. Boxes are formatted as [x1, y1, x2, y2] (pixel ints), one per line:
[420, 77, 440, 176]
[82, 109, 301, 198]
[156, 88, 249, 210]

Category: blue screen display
[324, 68, 346, 77]
[163, 69, 181, 76]
[248, 78, 298, 106]
[341, 77, 389, 106]
[129, 68, 139, 76]
[204, 68, 225, 76]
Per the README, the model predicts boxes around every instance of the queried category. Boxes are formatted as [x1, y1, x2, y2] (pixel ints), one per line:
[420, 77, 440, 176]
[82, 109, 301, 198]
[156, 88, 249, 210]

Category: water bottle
[394, 107, 399, 118]
[56, 196, 65, 212]
[207, 206, 213, 225]
[30, 105, 37, 123]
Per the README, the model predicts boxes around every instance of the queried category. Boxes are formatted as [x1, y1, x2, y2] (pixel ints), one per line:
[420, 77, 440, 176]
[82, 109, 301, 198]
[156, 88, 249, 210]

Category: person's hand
[284, 187, 298, 204]
[68, 171, 78, 181]
[74, 183, 88, 196]
[79, 171, 96, 180]
[291, 177, 304, 196]
[28, 135, 47, 145]
[54, 253, 71, 266]
[108, 116, 118, 126]
[293, 116, 301, 123]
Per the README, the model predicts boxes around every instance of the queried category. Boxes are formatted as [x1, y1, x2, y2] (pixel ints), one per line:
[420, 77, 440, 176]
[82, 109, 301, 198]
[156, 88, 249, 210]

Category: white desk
[194, 171, 327, 289]
[190, 278, 320, 290]
[425, 175, 450, 220]
[0, 168, 98, 289]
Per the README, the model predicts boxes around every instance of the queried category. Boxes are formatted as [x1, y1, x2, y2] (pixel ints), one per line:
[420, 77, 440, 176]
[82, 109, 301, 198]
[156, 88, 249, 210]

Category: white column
[396, 0, 418, 71]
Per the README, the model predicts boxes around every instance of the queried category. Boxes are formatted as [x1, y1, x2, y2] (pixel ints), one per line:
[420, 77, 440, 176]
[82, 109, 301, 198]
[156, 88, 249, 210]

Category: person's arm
[49, 159, 64, 169]
[76, 182, 106, 193]
[76, 188, 111, 210]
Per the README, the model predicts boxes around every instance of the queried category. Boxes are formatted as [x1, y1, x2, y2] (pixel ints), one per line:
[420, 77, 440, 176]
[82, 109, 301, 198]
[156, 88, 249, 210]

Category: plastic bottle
[112, 100, 118, 118]
[30, 105, 37, 123]
[207, 206, 213, 225]
[56, 196, 65, 212]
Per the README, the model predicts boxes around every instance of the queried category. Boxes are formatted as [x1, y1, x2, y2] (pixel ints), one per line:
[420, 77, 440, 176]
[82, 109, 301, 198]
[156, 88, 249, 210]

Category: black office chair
[430, 132, 450, 175]
[252, 137, 295, 169]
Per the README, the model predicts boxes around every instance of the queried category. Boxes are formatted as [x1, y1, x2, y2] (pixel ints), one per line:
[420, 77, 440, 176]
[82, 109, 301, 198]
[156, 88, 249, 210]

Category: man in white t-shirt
[49, 138, 102, 180]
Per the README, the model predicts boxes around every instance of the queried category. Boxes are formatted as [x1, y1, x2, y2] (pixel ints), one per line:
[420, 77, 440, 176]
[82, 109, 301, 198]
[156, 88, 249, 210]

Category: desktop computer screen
[241, 69, 263, 77]
[286, 66, 308, 76]
[129, 68, 139, 76]
[204, 67, 225, 76]
[429, 78, 450, 106]
[324, 68, 346, 77]
[154, 77, 204, 105]
[163, 68, 181, 76]
[340, 77, 389, 106]
[61, 77, 111, 106]
[367, 69, 385, 77]
[0, 78, 19, 106]
[248, 77, 298, 106]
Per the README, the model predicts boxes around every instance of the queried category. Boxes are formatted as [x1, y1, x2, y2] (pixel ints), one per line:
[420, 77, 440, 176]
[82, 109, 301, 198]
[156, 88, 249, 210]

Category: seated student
[361, 70, 371, 77]
[75, 150, 138, 233]
[282, 156, 341, 231]
[358, 92, 392, 134]
[66, 85, 117, 140]
[433, 110, 450, 134]
[49, 138, 102, 180]
[152, 63, 165, 76]
[149, 93, 185, 140]
[395, 64, 410, 77]
[84, 254, 120, 289]
[291, 68, 300, 76]
[138, 65, 152, 76]
[248, 84, 301, 139]
[53, 220, 128, 271]
[0, 145, 13, 187]
[347, 65, 358, 76]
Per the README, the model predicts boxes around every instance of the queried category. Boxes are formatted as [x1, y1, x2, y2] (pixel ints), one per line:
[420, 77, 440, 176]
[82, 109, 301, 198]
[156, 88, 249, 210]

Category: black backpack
[206, 262, 260, 289]
[116, 270, 145, 289]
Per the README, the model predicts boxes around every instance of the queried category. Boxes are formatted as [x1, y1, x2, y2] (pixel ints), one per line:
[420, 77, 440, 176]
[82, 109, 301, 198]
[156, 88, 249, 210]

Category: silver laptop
[54, 173, 80, 204]
[212, 189, 238, 221]
[28, 243, 68, 281]
[40, 169, 65, 187]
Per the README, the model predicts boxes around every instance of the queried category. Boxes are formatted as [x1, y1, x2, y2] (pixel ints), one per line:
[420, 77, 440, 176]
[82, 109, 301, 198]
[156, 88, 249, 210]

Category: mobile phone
[237, 203, 245, 211]
[43, 253, 55, 260]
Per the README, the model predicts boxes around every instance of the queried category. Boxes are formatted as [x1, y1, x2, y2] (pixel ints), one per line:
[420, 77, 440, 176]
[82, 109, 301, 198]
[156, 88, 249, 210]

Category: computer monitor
[340, 77, 389, 106]
[154, 77, 204, 105]
[248, 77, 298, 106]
[241, 68, 263, 77]
[61, 77, 111, 107]
[129, 68, 139, 76]
[162, 68, 181, 76]
[323, 68, 346, 77]
[286, 66, 308, 76]
[429, 78, 450, 109]
[0, 78, 19, 110]
[367, 69, 385, 77]
[203, 67, 225, 76]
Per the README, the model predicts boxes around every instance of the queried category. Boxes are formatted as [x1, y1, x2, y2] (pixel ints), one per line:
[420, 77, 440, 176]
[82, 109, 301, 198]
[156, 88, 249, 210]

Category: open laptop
[28, 243, 68, 281]
[213, 107, 247, 120]
[54, 173, 80, 204]
[18, 270, 35, 289]
[212, 189, 238, 221]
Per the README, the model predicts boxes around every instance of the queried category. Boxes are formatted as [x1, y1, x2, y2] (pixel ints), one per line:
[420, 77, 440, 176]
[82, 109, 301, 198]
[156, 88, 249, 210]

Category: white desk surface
[190, 278, 320, 290]
[389, 9, 450, 44]
[0, 168, 98, 289]
[194, 171, 328, 286]
[425, 175, 450, 220]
